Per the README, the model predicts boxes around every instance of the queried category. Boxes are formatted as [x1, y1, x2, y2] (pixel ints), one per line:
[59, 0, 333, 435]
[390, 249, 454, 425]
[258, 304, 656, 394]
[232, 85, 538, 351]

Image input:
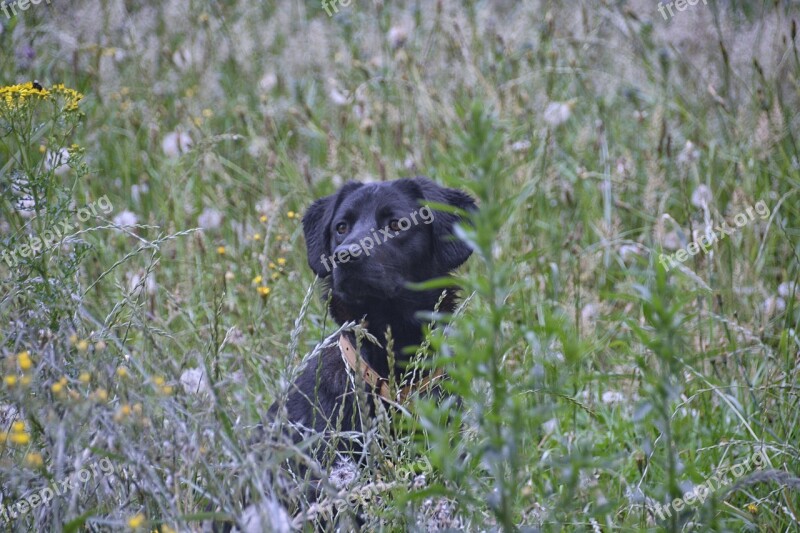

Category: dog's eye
[335, 222, 348, 235]
[388, 219, 401, 232]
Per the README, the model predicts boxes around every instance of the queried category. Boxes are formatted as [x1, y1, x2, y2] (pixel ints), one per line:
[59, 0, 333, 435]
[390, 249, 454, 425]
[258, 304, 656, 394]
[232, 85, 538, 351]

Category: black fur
[269, 177, 476, 449]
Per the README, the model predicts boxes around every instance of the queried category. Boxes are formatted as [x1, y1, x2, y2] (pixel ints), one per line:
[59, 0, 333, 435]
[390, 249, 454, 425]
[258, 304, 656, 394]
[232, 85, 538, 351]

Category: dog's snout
[334, 243, 365, 264]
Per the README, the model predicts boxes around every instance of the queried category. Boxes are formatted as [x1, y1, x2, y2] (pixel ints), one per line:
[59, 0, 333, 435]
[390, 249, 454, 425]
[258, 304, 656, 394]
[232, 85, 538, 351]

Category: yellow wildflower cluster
[0, 82, 83, 114]
[3, 350, 35, 388]
[0, 421, 31, 447]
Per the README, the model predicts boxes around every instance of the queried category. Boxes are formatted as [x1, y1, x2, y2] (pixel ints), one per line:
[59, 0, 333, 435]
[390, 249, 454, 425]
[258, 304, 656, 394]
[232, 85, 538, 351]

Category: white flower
[179, 368, 211, 397]
[330, 459, 358, 489]
[16, 196, 36, 218]
[197, 208, 222, 230]
[247, 136, 269, 158]
[763, 296, 786, 316]
[778, 281, 798, 300]
[601, 391, 626, 405]
[161, 131, 193, 158]
[388, 25, 409, 48]
[581, 303, 599, 326]
[543, 101, 573, 127]
[691, 184, 712, 208]
[113, 210, 138, 227]
[327, 78, 349, 106]
[45, 148, 71, 176]
[259, 72, 277, 92]
[677, 140, 700, 166]
[511, 140, 531, 152]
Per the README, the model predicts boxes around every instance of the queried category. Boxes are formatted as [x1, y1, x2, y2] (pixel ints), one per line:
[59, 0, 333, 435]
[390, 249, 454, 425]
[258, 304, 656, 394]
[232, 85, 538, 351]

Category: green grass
[1, 0, 799, 531]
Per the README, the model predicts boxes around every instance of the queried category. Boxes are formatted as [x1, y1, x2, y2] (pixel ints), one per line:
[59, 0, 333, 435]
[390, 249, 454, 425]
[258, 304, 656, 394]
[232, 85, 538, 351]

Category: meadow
[1, 0, 799, 531]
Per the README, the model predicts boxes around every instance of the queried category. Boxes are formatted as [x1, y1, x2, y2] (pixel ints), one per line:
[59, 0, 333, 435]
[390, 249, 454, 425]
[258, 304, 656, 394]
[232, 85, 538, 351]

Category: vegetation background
[1, 0, 799, 531]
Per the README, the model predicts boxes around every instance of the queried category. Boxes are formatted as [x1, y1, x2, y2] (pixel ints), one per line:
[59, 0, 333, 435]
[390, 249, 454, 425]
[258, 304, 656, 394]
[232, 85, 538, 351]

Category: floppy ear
[302, 182, 363, 277]
[404, 177, 477, 273]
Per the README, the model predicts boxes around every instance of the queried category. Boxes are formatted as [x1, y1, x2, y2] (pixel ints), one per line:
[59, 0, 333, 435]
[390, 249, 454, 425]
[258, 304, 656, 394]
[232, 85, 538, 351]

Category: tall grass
[1, 0, 798, 531]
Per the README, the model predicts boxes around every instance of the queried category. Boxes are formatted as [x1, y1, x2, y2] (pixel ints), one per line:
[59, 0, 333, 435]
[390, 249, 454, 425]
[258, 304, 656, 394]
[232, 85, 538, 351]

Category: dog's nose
[334, 243, 364, 265]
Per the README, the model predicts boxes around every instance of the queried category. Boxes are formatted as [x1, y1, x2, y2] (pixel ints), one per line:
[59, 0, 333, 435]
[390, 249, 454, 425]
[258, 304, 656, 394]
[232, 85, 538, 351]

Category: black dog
[268, 177, 475, 456]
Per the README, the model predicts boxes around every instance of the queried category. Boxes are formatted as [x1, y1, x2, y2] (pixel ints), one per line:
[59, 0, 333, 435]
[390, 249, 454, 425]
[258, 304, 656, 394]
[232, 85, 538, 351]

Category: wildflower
[260, 215, 268, 223]
[95, 340, 107, 351]
[92, 388, 109, 402]
[197, 208, 222, 230]
[17, 351, 32, 370]
[116, 366, 129, 378]
[257, 286, 271, 297]
[76, 339, 89, 352]
[252, 233, 261, 241]
[691, 185, 713, 208]
[216, 246, 226, 255]
[113, 210, 139, 228]
[127, 513, 145, 529]
[4, 375, 17, 387]
[746, 503, 758, 514]
[79, 372, 91, 384]
[224, 271, 234, 281]
[20, 375, 31, 386]
[25, 452, 43, 467]
[202, 108, 213, 118]
[277, 257, 287, 267]
[162, 131, 193, 158]
[287, 211, 296, 219]
[9, 432, 30, 445]
[268, 262, 276, 269]
[387, 25, 409, 49]
[271, 272, 280, 281]
[252, 275, 263, 285]
[69, 333, 79, 345]
[114, 404, 132, 422]
[543, 100, 575, 127]
[12, 421, 24, 432]
[180, 368, 210, 397]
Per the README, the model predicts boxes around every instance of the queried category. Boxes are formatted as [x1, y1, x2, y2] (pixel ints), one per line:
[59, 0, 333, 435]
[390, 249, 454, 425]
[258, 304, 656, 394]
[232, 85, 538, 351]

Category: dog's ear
[303, 182, 363, 277]
[404, 177, 477, 273]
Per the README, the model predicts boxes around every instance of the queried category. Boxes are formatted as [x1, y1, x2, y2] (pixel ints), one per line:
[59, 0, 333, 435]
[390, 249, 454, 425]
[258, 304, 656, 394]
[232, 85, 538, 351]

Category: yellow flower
[153, 376, 165, 387]
[202, 108, 213, 118]
[10, 432, 30, 445]
[268, 262, 276, 269]
[95, 340, 107, 351]
[17, 351, 32, 370]
[216, 246, 226, 255]
[271, 272, 280, 281]
[12, 421, 24, 433]
[76, 339, 89, 352]
[93, 388, 108, 402]
[252, 275, 263, 284]
[252, 233, 261, 241]
[257, 286, 271, 297]
[114, 404, 132, 422]
[79, 372, 91, 384]
[747, 503, 758, 514]
[287, 211, 296, 219]
[69, 333, 79, 345]
[161, 385, 174, 395]
[38, 144, 46, 153]
[127, 513, 145, 529]
[259, 215, 268, 223]
[116, 366, 129, 378]
[20, 375, 32, 386]
[51, 382, 64, 394]
[4, 375, 17, 387]
[277, 257, 287, 267]
[25, 452, 43, 467]
[160, 525, 177, 533]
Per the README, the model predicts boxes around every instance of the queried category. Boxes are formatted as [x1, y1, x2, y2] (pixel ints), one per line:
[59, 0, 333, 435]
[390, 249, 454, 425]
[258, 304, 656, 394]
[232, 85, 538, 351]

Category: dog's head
[302, 177, 476, 304]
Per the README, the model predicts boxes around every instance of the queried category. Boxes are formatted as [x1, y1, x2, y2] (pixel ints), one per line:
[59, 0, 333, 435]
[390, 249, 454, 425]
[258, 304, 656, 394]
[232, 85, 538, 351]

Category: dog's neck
[330, 289, 458, 379]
